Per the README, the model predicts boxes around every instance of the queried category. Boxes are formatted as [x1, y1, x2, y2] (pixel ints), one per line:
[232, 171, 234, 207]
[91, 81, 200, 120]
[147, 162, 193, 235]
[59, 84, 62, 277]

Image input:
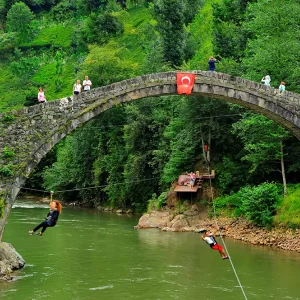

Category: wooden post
[50, 191, 53, 203]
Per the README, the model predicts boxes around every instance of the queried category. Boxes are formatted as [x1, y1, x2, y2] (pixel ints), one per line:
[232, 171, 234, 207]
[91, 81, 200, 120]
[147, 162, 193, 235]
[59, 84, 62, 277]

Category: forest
[0, 0, 300, 229]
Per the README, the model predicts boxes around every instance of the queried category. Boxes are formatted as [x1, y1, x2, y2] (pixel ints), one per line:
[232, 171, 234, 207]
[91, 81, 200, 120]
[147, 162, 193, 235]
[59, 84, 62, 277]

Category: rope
[18, 176, 161, 194]
[207, 166, 248, 300]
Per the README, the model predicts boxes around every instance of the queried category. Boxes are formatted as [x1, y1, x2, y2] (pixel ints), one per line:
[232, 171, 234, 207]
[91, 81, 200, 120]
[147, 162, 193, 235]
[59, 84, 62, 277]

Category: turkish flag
[176, 73, 196, 95]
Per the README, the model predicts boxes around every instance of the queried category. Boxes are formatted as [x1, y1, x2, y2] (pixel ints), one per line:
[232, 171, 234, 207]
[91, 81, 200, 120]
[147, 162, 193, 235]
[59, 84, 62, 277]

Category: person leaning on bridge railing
[73, 79, 82, 95]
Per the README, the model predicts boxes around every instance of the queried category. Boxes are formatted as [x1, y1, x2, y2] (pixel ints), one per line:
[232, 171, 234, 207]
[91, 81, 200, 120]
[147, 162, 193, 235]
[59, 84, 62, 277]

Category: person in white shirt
[201, 227, 229, 259]
[261, 75, 271, 86]
[82, 76, 92, 92]
[73, 80, 82, 95]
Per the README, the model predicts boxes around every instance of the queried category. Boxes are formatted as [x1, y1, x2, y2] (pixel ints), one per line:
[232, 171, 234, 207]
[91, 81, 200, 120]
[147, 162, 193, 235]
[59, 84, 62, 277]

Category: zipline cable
[207, 166, 248, 300]
[18, 176, 161, 194]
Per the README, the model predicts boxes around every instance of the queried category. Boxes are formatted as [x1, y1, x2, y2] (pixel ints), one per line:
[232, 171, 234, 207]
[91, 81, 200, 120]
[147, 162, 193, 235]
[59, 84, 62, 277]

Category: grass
[116, 7, 154, 66]
[274, 186, 300, 228]
[22, 22, 75, 49]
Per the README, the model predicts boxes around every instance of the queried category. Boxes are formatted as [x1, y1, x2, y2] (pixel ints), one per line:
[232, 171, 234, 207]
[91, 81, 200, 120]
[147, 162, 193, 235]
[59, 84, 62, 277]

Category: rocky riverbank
[135, 205, 300, 252]
[0, 242, 25, 281]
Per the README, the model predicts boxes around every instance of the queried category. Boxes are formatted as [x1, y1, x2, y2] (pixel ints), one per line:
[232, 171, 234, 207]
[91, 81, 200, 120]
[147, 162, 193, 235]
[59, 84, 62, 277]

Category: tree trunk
[280, 140, 287, 198]
[200, 122, 211, 166]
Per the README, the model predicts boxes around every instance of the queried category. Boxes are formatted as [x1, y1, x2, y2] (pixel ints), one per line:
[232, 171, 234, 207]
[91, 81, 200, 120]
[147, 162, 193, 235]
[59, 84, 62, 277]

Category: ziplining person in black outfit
[29, 200, 62, 236]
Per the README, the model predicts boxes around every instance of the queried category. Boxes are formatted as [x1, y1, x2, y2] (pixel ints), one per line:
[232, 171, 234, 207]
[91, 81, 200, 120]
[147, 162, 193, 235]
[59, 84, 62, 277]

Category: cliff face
[0, 242, 25, 281]
[135, 206, 300, 253]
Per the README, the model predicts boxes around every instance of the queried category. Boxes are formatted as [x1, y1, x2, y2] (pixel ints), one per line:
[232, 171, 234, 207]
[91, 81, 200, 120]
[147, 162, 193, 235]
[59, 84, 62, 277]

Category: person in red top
[201, 227, 229, 259]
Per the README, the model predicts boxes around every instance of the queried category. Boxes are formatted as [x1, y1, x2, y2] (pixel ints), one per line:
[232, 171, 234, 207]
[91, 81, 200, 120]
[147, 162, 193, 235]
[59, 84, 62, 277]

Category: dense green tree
[83, 12, 124, 45]
[153, 0, 185, 67]
[183, 0, 202, 25]
[50, 0, 76, 21]
[81, 44, 136, 87]
[232, 114, 290, 197]
[6, 2, 34, 40]
[5, 0, 60, 12]
[212, 0, 254, 60]
[84, 0, 108, 13]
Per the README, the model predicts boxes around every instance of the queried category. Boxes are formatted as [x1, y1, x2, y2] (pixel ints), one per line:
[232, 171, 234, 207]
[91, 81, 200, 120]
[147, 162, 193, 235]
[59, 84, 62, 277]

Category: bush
[239, 183, 280, 227]
[214, 191, 243, 217]
[215, 182, 280, 227]
[147, 191, 167, 211]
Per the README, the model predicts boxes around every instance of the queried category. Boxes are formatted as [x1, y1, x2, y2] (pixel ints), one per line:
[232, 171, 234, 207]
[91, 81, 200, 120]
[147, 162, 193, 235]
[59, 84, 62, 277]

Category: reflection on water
[0, 199, 300, 300]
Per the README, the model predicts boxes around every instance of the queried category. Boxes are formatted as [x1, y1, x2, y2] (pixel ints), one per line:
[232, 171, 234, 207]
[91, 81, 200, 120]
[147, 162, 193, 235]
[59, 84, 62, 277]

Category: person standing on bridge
[38, 87, 47, 103]
[82, 76, 92, 92]
[261, 75, 271, 86]
[29, 200, 62, 236]
[201, 227, 229, 260]
[279, 81, 286, 93]
[208, 57, 217, 71]
[73, 80, 82, 95]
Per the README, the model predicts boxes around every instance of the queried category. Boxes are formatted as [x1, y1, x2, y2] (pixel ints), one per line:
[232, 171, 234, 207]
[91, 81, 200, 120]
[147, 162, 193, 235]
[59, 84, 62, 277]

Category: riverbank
[0, 243, 25, 281]
[135, 205, 300, 253]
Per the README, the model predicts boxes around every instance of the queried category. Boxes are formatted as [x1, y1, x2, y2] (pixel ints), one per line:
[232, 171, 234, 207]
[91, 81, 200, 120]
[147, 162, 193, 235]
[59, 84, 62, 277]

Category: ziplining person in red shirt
[201, 227, 229, 259]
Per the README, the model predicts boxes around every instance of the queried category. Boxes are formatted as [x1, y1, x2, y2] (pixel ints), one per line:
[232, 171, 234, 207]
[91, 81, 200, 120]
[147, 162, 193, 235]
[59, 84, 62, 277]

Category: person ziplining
[29, 199, 62, 236]
[200, 227, 229, 260]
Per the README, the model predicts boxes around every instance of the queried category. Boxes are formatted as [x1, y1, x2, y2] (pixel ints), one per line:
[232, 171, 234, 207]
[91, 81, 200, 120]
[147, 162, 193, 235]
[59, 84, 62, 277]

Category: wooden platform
[174, 185, 199, 192]
[174, 171, 215, 193]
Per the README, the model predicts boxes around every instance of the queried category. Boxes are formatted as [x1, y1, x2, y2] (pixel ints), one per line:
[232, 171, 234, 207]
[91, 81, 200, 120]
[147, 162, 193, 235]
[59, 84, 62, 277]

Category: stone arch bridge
[0, 71, 300, 239]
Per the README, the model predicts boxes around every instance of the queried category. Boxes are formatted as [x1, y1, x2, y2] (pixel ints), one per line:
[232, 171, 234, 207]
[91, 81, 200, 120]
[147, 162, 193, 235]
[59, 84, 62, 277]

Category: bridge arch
[0, 71, 300, 238]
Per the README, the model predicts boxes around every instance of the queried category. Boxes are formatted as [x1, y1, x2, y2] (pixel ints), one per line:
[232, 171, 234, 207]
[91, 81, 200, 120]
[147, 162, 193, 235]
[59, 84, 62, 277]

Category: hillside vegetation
[1, 0, 300, 229]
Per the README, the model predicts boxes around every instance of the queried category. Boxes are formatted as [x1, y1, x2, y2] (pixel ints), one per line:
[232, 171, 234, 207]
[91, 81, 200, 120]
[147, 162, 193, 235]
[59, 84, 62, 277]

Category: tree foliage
[6, 2, 34, 40]
[153, 0, 185, 67]
[83, 12, 124, 45]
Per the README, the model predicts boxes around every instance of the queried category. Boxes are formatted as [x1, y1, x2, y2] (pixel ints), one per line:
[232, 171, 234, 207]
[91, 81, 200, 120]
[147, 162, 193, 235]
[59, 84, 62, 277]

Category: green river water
[0, 200, 300, 300]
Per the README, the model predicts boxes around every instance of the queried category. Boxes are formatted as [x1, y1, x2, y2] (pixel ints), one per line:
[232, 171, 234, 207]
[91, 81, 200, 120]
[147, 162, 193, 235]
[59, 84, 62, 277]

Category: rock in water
[0, 242, 25, 281]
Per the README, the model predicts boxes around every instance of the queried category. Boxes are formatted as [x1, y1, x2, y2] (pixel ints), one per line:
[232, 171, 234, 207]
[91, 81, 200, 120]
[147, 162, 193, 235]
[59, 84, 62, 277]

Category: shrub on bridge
[0, 197, 4, 218]
[0, 165, 14, 177]
[1, 114, 15, 123]
[1, 147, 15, 160]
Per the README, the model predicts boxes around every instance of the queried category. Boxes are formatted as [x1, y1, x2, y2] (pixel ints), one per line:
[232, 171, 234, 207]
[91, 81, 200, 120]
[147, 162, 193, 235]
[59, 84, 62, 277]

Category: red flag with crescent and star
[176, 73, 196, 95]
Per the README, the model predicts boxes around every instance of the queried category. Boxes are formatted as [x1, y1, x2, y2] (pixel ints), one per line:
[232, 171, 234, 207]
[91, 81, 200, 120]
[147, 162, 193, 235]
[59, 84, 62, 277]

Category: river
[0, 200, 300, 300]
